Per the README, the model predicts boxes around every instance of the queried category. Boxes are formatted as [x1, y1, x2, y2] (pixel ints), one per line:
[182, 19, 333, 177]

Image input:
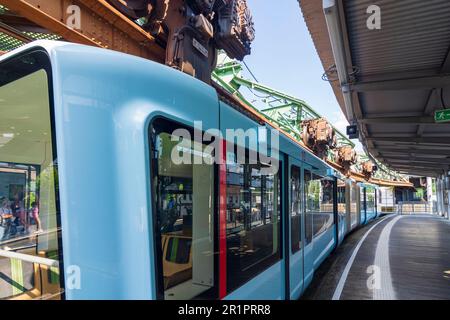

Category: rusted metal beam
[0, 0, 165, 62]
[1, 10, 53, 33]
[77, 0, 164, 61]
[370, 178, 413, 188]
[0, 21, 33, 42]
[326, 160, 412, 188]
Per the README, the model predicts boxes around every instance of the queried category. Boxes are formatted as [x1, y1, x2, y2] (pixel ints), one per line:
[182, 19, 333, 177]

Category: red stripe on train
[219, 139, 227, 299]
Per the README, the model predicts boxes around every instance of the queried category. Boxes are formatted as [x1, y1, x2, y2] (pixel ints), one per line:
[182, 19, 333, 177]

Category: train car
[0, 41, 379, 300]
[336, 174, 348, 244]
[337, 177, 360, 236]
[359, 183, 378, 225]
[335, 177, 379, 243]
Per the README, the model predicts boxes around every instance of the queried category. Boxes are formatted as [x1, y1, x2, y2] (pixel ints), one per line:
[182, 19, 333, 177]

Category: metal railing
[397, 202, 436, 215]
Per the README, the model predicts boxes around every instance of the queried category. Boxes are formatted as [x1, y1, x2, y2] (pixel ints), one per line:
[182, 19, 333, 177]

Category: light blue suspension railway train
[0, 41, 378, 300]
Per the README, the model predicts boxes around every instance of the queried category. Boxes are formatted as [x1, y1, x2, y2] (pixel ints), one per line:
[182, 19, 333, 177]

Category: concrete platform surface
[302, 214, 450, 300]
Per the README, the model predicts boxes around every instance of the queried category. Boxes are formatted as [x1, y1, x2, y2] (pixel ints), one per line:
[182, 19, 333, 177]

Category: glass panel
[0, 62, 62, 300]
[350, 183, 358, 227]
[319, 177, 334, 235]
[304, 170, 313, 245]
[306, 174, 334, 238]
[337, 179, 346, 215]
[360, 187, 366, 223]
[366, 187, 376, 213]
[291, 165, 301, 253]
[226, 154, 281, 293]
[151, 121, 216, 300]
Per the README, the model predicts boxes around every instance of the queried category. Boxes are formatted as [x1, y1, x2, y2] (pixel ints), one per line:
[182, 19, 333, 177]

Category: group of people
[0, 196, 42, 241]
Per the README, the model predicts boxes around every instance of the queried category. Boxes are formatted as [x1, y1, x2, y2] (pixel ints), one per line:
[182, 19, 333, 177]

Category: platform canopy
[300, 0, 450, 177]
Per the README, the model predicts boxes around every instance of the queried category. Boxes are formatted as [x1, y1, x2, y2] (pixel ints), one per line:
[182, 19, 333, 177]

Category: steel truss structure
[212, 56, 410, 184]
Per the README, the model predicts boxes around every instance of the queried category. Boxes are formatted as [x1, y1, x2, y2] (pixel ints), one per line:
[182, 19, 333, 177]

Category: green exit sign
[435, 109, 450, 123]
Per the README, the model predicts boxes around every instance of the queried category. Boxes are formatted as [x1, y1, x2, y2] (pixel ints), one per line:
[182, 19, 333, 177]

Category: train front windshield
[0, 51, 63, 299]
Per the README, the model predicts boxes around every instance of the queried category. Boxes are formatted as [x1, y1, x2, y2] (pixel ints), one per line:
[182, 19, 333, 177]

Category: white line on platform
[332, 214, 394, 300]
[373, 215, 403, 300]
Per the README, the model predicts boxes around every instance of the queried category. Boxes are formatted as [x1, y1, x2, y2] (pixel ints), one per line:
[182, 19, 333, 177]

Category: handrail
[0, 249, 59, 268]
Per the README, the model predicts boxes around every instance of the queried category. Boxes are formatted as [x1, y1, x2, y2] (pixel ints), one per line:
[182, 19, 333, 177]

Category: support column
[444, 175, 450, 220]
[436, 177, 443, 216]
[426, 177, 433, 214]
[440, 178, 446, 218]
[446, 190, 450, 220]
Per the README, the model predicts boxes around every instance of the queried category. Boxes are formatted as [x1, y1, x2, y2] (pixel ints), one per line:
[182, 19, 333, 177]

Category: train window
[361, 188, 366, 210]
[318, 177, 334, 236]
[304, 170, 313, 245]
[337, 179, 346, 215]
[291, 166, 301, 253]
[151, 119, 216, 300]
[305, 173, 334, 238]
[226, 153, 281, 293]
[0, 51, 63, 300]
[350, 182, 358, 227]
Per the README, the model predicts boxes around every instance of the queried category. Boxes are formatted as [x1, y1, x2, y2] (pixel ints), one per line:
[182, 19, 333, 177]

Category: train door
[302, 166, 314, 287]
[336, 178, 347, 243]
[366, 186, 376, 221]
[345, 180, 352, 232]
[356, 184, 362, 226]
[348, 180, 359, 231]
[374, 188, 379, 218]
[287, 157, 304, 299]
[361, 186, 367, 225]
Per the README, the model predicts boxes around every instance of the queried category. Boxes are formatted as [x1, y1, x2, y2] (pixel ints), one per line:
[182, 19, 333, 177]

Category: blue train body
[0, 41, 378, 300]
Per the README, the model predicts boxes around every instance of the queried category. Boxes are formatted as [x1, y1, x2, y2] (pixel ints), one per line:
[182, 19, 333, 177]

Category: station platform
[302, 214, 450, 300]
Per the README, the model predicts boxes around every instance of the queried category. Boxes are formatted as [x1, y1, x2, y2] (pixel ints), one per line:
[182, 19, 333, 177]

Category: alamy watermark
[63, 4, 381, 35]
[366, 265, 381, 290]
[170, 121, 280, 175]
[367, 5, 381, 30]
[66, 5, 81, 30]
[66, 265, 81, 290]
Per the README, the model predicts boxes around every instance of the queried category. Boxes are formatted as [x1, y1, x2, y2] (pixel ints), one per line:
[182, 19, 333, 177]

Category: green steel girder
[212, 58, 354, 147]
[212, 56, 409, 182]
[0, 29, 62, 52]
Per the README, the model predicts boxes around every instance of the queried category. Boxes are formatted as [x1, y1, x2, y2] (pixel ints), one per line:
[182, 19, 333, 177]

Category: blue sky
[241, 0, 351, 140]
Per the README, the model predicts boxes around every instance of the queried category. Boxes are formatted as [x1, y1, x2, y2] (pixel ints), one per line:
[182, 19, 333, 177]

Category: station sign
[435, 109, 450, 123]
